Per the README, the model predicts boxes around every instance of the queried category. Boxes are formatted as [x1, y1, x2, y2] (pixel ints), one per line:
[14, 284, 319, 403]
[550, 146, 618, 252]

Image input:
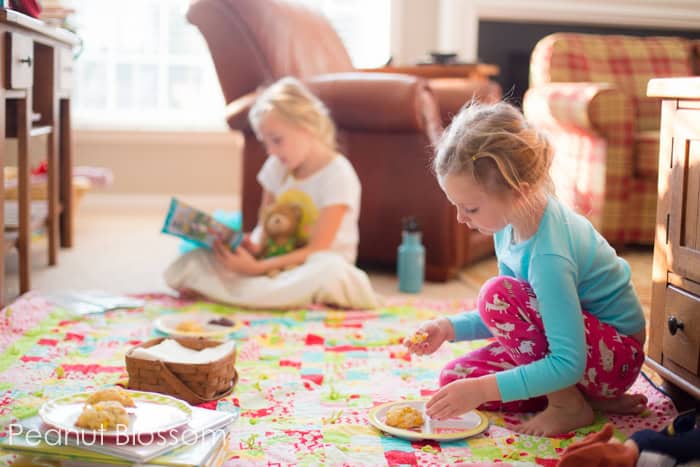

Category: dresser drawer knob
[19, 56, 32, 66]
[668, 315, 684, 335]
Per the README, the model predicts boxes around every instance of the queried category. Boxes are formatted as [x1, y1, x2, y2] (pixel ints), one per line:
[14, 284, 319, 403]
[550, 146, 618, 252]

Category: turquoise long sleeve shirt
[448, 196, 645, 402]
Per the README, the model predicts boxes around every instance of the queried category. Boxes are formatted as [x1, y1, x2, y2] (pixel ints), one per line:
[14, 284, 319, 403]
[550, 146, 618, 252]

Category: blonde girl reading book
[404, 101, 647, 436]
[164, 77, 376, 309]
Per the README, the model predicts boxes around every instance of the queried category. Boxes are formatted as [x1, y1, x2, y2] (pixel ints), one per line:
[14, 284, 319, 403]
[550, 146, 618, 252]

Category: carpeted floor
[2, 195, 481, 302]
[0, 293, 677, 466]
[3, 195, 652, 311]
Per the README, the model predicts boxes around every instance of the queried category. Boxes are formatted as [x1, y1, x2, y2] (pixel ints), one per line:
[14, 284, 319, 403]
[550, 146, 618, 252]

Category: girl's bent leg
[577, 315, 645, 401]
[440, 341, 547, 412]
[477, 276, 550, 365]
[477, 276, 646, 432]
[578, 315, 647, 415]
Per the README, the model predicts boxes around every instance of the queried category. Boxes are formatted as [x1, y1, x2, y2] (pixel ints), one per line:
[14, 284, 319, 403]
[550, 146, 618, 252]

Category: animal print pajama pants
[440, 276, 645, 412]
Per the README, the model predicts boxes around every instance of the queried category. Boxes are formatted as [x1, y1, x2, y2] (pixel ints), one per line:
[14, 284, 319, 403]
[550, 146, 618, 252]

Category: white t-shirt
[255, 154, 361, 264]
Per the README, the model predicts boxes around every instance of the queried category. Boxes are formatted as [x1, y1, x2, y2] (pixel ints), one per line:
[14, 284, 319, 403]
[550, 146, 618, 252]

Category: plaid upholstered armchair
[524, 33, 700, 246]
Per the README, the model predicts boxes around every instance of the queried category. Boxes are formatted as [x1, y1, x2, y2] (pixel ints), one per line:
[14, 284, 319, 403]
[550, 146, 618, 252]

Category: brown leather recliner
[187, 0, 501, 281]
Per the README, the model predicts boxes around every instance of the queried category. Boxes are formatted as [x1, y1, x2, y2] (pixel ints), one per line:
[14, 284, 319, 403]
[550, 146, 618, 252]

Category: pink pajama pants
[440, 276, 645, 412]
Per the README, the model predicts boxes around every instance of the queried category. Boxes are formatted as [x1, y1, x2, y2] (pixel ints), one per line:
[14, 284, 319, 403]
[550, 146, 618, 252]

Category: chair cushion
[634, 131, 660, 179]
[531, 33, 694, 132]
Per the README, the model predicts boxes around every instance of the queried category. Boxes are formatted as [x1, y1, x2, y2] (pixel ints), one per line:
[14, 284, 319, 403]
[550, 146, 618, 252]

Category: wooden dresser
[647, 77, 700, 399]
[0, 9, 78, 305]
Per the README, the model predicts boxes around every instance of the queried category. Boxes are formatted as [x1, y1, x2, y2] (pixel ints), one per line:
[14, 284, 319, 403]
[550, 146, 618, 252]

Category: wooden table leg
[59, 98, 72, 248]
[0, 92, 5, 306]
[47, 100, 59, 266]
[17, 96, 30, 294]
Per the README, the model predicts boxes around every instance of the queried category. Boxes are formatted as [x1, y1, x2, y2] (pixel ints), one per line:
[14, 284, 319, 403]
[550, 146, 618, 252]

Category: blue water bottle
[398, 217, 425, 293]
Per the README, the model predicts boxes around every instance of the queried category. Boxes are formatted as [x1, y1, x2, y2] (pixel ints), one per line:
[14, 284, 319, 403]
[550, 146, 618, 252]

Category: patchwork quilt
[0, 293, 677, 466]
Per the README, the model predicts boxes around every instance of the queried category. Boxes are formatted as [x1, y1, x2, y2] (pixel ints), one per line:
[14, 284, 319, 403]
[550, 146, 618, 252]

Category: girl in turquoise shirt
[405, 101, 646, 436]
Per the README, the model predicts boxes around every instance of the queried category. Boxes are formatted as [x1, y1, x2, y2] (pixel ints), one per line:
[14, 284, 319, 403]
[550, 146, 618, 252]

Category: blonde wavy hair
[433, 101, 554, 199]
[249, 77, 337, 150]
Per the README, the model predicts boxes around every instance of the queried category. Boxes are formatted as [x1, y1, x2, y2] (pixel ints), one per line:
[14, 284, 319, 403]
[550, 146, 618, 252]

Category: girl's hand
[213, 239, 263, 275]
[403, 318, 453, 356]
[425, 379, 486, 420]
[241, 233, 262, 256]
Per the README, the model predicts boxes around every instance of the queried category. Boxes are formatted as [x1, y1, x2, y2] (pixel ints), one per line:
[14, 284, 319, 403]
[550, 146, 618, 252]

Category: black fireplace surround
[477, 20, 700, 108]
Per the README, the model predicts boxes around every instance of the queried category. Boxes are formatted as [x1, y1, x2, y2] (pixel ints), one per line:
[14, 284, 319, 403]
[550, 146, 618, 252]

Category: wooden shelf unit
[0, 9, 78, 305]
[29, 124, 51, 137]
[647, 77, 700, 400]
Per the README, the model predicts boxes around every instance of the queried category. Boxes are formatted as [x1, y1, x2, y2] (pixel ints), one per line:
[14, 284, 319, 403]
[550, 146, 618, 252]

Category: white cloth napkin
[131, 339, 235, 364]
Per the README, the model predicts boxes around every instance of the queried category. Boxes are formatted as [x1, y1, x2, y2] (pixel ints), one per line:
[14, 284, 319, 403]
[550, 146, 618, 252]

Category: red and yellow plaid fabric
[634, 131, 660, 179]
[693, 40, 700, 74]
[530, 34, 692, 131]
[526, 33, 697, 245]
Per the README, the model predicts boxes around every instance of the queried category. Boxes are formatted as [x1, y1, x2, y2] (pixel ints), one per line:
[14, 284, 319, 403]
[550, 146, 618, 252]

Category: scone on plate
[86, 387, 136, 407]
[407, 331, 428, 345]
[385, 404, 424, 429]
[75, 401, 130, 430]
[175, 319, 205, 333]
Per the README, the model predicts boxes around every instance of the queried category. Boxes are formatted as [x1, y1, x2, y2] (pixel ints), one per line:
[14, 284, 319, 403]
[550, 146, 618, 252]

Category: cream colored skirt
[164, 249, 379, 310]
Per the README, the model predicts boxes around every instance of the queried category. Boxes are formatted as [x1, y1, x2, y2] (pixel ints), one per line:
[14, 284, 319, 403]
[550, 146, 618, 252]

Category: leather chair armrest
[428, 78, 502, 126]
[307, 72, 441, 138]
[523, 82, 635, 137]
[225, 72, 442, 143]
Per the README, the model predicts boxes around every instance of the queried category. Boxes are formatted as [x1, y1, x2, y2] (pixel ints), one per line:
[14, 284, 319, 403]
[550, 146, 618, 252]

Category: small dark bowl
[429, 51, 458, 64]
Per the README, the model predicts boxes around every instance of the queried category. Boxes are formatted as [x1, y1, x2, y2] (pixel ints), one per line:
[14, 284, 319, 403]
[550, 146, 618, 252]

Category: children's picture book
[1, 406, 238, 466]
[162, 198, 244, 252]
[2, 432, 227, 467]
[42, 290, 146, 316]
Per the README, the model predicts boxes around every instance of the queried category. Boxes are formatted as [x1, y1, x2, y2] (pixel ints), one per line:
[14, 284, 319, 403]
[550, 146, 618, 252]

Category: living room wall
[70, 0, 700, 197]
[20, 131, 242, 198]
[73, 131, 242, 196]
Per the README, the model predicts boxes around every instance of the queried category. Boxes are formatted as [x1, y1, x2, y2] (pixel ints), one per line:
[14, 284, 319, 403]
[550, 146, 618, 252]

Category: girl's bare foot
[518, 386, 595, 436]
[177, 288, 204, 300]
[589, 393, 648, 414]
[519, 400, 595, 436]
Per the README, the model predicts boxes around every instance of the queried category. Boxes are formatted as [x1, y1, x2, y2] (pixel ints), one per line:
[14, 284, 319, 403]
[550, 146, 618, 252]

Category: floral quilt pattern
[0, 293, 677, 466]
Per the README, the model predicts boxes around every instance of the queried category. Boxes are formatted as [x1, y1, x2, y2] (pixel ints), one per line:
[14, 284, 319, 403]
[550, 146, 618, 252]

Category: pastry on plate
[75, 401, 130, 430]
[85, 387, 136, 407]
[175, 319, 205, 333]
[385, 404, 424, 429]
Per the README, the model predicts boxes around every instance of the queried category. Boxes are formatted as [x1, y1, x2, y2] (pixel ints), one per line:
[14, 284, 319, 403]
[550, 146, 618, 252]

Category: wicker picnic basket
[125, 336, 238, 405]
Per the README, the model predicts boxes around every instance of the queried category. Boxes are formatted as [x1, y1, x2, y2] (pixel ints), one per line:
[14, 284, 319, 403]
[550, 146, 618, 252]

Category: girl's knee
[438, 369, 450, 387]
[438, 366, 462, 387]
[438, 360, 481, 387]
[478, 276, 511, 299]
[478, 276, 517, 318]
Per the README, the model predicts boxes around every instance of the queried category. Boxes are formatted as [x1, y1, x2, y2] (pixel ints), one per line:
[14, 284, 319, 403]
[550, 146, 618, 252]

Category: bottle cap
[402, 216, 420, 233]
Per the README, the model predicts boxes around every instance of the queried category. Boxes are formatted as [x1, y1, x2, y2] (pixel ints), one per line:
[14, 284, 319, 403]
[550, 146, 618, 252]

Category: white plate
[368, 399, 489, 441]
[39, 390, 192, 441]
[154, 311, 243, 338]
